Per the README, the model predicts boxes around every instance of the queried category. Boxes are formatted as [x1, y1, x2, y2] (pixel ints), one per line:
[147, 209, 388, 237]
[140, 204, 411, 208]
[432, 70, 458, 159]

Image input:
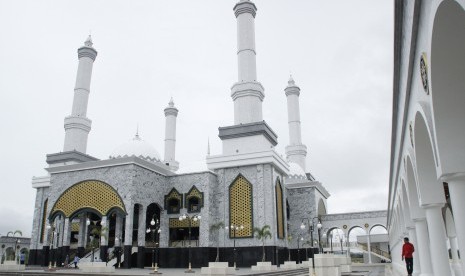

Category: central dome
[110, 133, 161, 163]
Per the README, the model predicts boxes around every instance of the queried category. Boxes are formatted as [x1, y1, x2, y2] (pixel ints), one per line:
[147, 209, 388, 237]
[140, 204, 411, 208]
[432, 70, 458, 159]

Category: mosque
[27, 0, 331, 268]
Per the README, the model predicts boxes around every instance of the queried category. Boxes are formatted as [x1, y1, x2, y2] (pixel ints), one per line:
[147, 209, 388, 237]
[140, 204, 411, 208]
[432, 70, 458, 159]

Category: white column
[407, 226, 421, 276]
[450, 237, 463, 276]
[163, 98, 179, 171]
[124, 213, 133, 247]
[424, 205, 452, 276]
[100, 216, 108, 246]
[231, 0, 264, 124]
[115, 215, 123, 246]
[366, 233, 372, 264]
[63, 36, 97, 153]
[137, 206, 146, 247]
[414, 218, 434, 276]
[77, 216, 87, 248]
[447, 176, 465, 275]
[285, 77, 307, 171]
[62, 218, 71, 246]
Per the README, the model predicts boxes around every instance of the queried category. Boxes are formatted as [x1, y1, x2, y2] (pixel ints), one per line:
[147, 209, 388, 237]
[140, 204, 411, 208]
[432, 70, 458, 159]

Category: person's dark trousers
[405, 258, 413, 275]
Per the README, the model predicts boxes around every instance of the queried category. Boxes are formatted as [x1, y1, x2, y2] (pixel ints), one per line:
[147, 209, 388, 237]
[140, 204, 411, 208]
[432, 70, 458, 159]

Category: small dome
[288, 162, 306, 177]
[110, 133, 161, 163]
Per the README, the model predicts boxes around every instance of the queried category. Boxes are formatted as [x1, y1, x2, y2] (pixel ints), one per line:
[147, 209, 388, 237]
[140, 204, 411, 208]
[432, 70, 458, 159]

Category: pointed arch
[164, 188, 183, 214]
[40, 198, 48, 244]
[275, 178, 285, 239]
[229, 174, 253, 238]
[185, 185, 204, 213]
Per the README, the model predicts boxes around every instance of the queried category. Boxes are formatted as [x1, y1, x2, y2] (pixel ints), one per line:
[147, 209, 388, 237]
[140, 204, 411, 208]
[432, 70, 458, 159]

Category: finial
[134, 124, 140, 140]
[207, 137, 211, 156]
[84, 35, 93, 47]
[169, 97, 175, 107]
[288, 74, 295, 86]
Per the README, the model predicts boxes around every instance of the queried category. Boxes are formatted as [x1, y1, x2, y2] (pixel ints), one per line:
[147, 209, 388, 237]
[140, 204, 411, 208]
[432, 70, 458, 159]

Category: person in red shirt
[402, 237, 415, 276]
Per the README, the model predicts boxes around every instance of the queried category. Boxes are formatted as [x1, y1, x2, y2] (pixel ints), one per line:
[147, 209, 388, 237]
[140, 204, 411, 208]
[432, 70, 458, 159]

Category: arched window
[40, 199, 48, 244]
[185, 186, 203, 213]
[275, 179, 284, 239]
[165, 188, 182, 214]
[229, 175, 253, 238]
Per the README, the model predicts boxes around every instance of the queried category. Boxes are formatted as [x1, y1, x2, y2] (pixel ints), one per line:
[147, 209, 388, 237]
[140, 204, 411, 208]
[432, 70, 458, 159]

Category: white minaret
[63, 35, 97, 153]
[285, 76, 307, 171]
[231, 0, 265, 124]
[163, 98, 179, 171]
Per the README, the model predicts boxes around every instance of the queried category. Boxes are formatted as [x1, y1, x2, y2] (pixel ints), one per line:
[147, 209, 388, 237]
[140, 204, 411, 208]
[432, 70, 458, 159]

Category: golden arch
[51, 180, 126, 218]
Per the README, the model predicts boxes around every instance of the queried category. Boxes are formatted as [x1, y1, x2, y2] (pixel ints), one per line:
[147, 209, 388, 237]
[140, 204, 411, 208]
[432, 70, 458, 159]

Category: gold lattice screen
[276, 180, 284, 239]
[40, 199, 48, 243]
[185, 186, 203, 206]
[229, 175, 253, 237]
[51, 180, 125, 218]
[169, 218, 200, 228]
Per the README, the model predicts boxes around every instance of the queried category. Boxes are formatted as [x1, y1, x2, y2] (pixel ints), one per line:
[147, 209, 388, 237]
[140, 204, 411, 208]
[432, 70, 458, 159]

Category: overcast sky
[0, 0, 393, 236]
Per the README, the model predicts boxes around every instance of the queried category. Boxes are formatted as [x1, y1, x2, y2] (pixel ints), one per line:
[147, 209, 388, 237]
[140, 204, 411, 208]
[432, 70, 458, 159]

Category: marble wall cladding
[31, 187, 50, 248]
[286, 186, 317, 248]
[34, 160, 326, 251]
[213, 164, 286, 248]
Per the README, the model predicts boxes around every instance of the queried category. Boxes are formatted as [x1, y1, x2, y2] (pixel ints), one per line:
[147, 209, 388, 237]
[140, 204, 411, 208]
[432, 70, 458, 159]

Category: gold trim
[51, 180, 125, 218]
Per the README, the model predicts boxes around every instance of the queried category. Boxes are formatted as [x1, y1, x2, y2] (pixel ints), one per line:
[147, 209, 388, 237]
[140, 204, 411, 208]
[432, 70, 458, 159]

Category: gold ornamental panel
[229, 175, 253, 238]
[51, 180, 126, 218]
[276, 180, 284, 239]
[169, 218, 200, 228]
[71, 222, 80, 232]
[40, 199, 48, 243]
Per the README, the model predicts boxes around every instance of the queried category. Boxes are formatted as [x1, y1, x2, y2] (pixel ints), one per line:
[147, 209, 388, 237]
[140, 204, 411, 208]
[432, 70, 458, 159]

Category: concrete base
[79, 261, 115, 273]
[251, 261, 277, 271]
[313, 266, 341, 276]
[281, 261, 298, 269]
[0, 261, 25, 271]
[200, 262, 235, 275]
[301, 260, 312, 268]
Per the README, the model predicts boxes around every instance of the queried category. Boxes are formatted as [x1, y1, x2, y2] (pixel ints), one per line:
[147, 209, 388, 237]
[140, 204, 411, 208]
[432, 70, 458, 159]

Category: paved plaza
[0, 264, 393, 276]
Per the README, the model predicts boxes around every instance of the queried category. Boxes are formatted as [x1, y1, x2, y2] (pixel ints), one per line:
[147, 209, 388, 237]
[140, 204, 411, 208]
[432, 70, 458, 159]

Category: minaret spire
[285, 76, 307, 171]
[164, 98, 179, 171]
[231, 0, 265, 124]
[63, 36, 98, 153]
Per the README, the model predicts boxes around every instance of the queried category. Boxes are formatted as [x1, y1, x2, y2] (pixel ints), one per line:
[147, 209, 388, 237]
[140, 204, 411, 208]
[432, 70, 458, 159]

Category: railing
[169, 240, 199, 248]
[357, 243, 391, 260]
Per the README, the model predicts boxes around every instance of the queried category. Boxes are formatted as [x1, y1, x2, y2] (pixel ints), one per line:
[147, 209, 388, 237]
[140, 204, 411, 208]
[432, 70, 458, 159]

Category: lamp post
[146, 216, 162, 274]
[46, 223, 57, 270]
[225, 224, 243, 270]
[300, 217, 322, 276]
[322, 232, 327, 254]
[179, 213, 201, 273]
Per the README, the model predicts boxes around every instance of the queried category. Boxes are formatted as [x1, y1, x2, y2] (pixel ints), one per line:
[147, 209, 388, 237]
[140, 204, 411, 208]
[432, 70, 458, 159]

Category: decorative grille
[51, 180, 125, 218]
[276, 180, 284, 239]
[229, 175, 253, 238]
[169, 218, 200, 228]
[40, 199, 48, 243]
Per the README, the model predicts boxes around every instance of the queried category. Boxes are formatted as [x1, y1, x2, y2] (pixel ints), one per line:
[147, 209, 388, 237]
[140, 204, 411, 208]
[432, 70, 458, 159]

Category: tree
[253, 225, 272, 262]
[209, 222, 224, 262]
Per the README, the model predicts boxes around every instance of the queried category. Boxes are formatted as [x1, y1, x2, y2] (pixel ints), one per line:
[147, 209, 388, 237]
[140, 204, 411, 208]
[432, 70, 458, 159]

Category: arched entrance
[47, 180, 126, 266]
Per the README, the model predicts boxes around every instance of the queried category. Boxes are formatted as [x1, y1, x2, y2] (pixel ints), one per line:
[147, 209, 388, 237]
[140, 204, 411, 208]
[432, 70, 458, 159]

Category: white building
[388, 0, 465, 275]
